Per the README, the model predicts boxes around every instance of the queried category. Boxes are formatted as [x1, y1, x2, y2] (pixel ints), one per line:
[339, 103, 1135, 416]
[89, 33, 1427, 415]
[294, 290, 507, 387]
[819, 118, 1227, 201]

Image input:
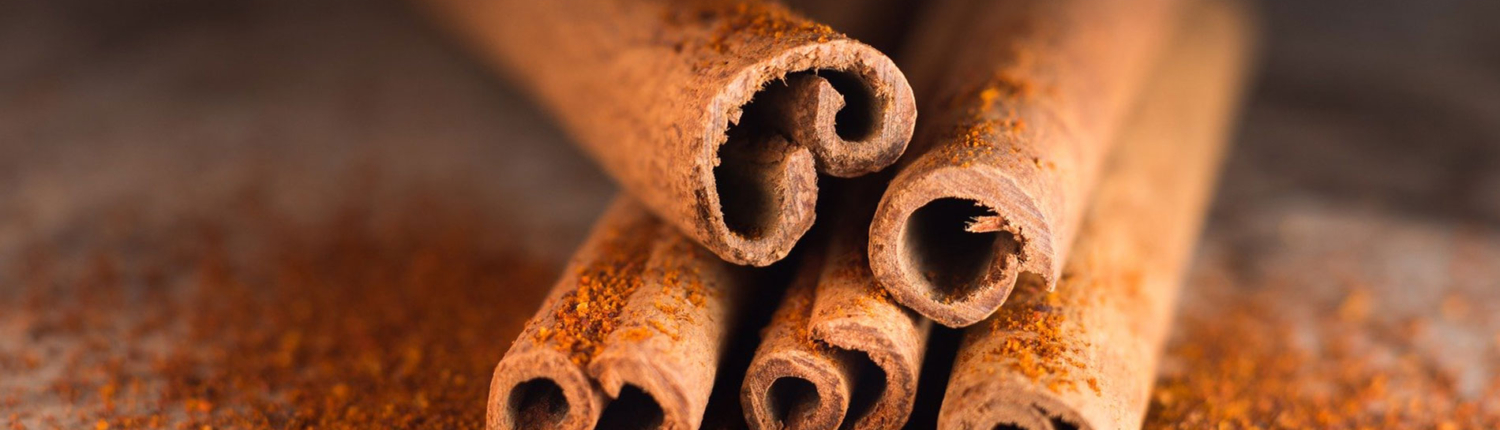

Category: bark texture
[742, 190, 929, 430]
[488, 198, 751, 430]
[419, 0, 916, 267]
[939, 2, 1254, 428]
[868, 0, 1182, 327]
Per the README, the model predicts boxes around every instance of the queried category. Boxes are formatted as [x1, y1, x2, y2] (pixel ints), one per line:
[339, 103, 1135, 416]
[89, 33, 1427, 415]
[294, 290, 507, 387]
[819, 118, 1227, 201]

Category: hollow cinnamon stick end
[487, 351, 603, 430]
[868, 167, 1055, 327]
[698, 135, 819, 267]
[810, 320, 927, 429]
[742, 353, 853, 430]
[695, 36, 914, 266]
[587, 356, 691, 430]
[796, 42, 917, 179]
[938, 381, 1092, 430]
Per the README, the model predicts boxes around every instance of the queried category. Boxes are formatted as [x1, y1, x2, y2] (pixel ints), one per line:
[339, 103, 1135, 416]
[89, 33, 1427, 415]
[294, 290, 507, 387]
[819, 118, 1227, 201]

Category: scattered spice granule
[0, 181, 557, 429]
[977, 283, 1095, 395]
[664, 0, 840, 68]
[539, 222, 653, 366]
[620, 328, 653, 343]
[695, 0, 837, 53]
[1145, 279, 1500, 428]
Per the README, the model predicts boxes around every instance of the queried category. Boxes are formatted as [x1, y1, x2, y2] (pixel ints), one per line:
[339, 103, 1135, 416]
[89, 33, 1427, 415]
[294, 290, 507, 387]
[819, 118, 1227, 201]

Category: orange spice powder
[2, 183, 557, 429]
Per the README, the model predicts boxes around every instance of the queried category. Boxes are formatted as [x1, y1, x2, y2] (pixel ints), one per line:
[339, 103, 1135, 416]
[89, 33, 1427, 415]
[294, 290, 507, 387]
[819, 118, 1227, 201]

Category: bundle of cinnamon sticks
[415, 0, 1255, 428]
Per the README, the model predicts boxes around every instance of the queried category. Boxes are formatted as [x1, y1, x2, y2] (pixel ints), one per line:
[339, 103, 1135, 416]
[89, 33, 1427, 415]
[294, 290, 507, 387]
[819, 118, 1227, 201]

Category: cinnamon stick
[418, 0, 917, 267]
[938, 1, 1253, 428]
[487, 198, 752, 429]
[741, 189, 929, 429]
[867, 0, 1182, 326]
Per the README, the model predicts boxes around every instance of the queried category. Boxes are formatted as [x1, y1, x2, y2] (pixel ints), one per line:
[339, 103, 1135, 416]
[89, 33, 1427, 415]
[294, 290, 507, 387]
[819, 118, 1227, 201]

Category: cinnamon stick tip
[487, 352, 600, 430]
[742, 354, 852, 430]
[869, 169, 1056, 327]
[587, 356, 692, 430]
[701, 136, 819, 266]
[939, 378, 1092, 430]
[699, 39, 915, 266]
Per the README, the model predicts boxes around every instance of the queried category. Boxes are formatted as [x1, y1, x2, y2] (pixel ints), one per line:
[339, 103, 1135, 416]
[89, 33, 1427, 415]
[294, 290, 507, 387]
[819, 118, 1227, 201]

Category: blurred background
[1, 0, 1496, 427]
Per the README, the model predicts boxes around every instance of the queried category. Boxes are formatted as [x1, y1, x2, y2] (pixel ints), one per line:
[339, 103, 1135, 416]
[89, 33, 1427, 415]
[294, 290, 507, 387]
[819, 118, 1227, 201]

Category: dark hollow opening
[508, 378, 569, 429]
[714, 70, 880, 239]
[767, 377, 821, 425]
[841, 352, 888, 428]
[716, 78, 792, 240]
[714, 129, 789, 240]
[903, 198, 1016, 302]
[987, 414, 1080, 430]
[595, 385, 665, 430]
[1049, 416, 1081, 430]
[818, 70, 879, 141]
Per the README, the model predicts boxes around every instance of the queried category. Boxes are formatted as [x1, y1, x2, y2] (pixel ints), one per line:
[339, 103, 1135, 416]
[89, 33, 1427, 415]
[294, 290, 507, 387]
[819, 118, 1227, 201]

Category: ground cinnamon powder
[1145, 276, 1500, 428]
[1, 183, 556, 429]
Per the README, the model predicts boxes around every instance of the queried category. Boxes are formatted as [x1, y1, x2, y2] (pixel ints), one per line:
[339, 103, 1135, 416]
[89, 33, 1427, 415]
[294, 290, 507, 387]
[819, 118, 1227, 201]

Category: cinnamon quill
[868, 0, 1182, 327]
[939, 1, 1253, 428]
[419, 0, 917, 267]
[487, 199, 751, 430]
[741, 188, 929, 430]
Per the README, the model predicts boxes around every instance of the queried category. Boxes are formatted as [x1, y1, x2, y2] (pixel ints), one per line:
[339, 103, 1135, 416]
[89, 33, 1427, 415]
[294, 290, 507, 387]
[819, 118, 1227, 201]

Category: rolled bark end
[712, 134, 819, 256]
[703, 40, 916, 266]
[488, 351, 605, 430]
[763, 71, 906, 178]
[869, 167, 1051, 328]
[742, 185, 932, 429]
[589, 361, 678, 430]
[742, 353, 855, 430]
[938, 384, 1089, 430]
[811, 321, 924, 430]
[419, 0, 917, 267]
[596, 385, 666, 430]
[741, 269, 857, 430]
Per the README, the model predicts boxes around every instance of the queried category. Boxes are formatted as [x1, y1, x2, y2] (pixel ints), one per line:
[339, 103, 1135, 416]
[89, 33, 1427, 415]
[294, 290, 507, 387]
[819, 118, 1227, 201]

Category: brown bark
[867, 0, 1182, 327]
[487, 198, 752, 430]
[938, 1, 1254, 429]
[417, 0, 917, 267]
[742, 190, 930, 429]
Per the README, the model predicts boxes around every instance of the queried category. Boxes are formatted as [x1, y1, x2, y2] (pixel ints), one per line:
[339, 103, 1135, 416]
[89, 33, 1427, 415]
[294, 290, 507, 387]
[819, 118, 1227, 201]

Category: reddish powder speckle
[2, 182, 557, 429]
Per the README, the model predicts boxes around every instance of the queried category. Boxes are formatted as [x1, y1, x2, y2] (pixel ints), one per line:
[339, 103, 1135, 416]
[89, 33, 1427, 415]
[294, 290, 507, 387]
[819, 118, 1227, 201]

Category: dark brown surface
[484, 198, 754, 430]
[2, 0, 1499, 428]
[938, 2, 1251, 427]
[741, 186, 929, 430]
[867, 0, 1183, 327]
[416, 0, 916, 267]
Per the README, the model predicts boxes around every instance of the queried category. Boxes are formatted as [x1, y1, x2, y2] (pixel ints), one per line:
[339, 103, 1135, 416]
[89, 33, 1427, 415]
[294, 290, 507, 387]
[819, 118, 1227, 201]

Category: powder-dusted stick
[867, 0, 1181, 327]
[939, 1, 1254, 428]
[742, 191, 930, 430]
[487, 198, 751, 430]
[419, 0, 916, 267]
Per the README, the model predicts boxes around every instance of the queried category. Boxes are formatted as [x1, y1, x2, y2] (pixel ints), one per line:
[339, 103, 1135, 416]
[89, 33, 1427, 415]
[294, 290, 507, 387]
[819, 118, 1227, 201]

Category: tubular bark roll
[419, 0, 917, 267]
[742, 193, 930, 430]
[487, 199, 750, 430]
[868, 0, 1182, 327]
[939, 2, 1254, 429]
